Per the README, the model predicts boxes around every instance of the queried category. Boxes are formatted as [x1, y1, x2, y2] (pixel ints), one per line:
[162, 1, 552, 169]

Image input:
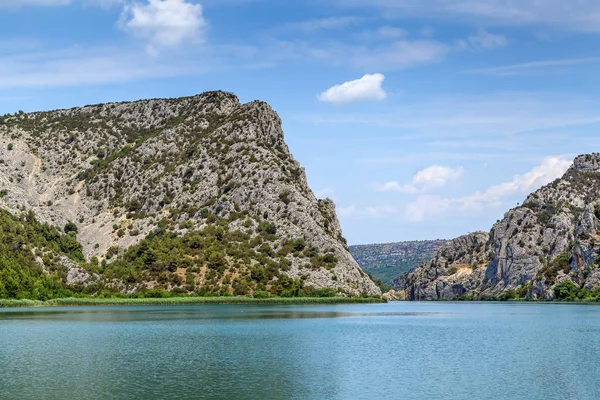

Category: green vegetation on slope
[0, 209, 83, 300]
[0, 207, 362, 300]
[98, 213, 339, 297]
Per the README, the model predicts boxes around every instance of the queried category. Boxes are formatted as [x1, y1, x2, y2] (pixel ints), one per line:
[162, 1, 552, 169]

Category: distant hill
[349, 240, 448, 285]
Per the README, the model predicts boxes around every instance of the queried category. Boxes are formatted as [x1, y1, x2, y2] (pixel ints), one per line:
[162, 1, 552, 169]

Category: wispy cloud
[269, 38, 449, 71]
[0, 46, 209, 88]
[405, 157, 572, 221]
[281, 16, 363, 33]
[332, 0, 600, 32]
[467, 27, 507, 49]
[378, 165, 464, 194]
[302, 92, 600, 138]
[467, 57, 600, 76]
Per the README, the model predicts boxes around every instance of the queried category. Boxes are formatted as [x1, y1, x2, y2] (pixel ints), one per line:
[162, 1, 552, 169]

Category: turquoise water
[1, 302, 600, 400]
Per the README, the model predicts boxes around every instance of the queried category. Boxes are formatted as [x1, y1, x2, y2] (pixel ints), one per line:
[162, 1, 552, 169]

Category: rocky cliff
[395, 154, 600, 300]
[0, 92, 380, 297]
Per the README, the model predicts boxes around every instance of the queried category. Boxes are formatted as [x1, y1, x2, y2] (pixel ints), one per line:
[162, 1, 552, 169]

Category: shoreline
[0, 296, 385, 308]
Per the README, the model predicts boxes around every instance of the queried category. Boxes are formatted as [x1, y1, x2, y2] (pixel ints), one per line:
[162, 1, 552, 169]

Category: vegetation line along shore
[0, 296, 385, 308]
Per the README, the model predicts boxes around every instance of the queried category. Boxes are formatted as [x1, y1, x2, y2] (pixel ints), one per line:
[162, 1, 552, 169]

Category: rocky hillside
[0, 92, 380, 298]
[350, 240, 447, 285]
[395, 154, 600, 300]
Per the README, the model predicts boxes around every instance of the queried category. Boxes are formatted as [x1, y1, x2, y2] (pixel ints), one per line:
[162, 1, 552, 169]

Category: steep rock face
[395, 232, 490, 300]
[0, 92, 379, 296]
[395, 154, 600, 300]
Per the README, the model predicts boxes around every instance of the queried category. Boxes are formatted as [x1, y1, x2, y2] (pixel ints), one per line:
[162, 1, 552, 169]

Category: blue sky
[2, 0, 600, 245]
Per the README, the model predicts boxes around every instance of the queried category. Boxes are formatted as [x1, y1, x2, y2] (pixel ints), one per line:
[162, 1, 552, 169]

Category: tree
[554, 281, 580, 300]
[63, 221, 78, 235]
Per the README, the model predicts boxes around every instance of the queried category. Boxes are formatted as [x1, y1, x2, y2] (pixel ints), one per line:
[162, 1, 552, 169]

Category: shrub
[253, 290, 269, 299]
[292, 238, 306, 252]
[64, 221, 78, 235]
[554, 281, 580, 300]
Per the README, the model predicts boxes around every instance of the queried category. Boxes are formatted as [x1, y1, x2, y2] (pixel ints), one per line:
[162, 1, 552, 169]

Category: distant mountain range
[349, 240, 448, 285]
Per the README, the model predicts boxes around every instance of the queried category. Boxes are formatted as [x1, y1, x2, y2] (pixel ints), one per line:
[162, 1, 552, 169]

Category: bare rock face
[395, 232, 491, 300]
[394, 154, 600, 300]
[0, 91, 380, 297]
[382, 290, 406, 301]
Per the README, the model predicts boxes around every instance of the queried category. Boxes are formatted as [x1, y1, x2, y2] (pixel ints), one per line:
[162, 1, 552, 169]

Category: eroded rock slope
[0, 92, 379, 297]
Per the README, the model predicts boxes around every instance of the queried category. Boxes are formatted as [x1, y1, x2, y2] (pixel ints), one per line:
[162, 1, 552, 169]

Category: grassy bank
[0, 296, 385, 308]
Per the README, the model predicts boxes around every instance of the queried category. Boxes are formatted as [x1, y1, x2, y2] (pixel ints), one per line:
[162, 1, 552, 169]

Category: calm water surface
[1, 302, 599, 399]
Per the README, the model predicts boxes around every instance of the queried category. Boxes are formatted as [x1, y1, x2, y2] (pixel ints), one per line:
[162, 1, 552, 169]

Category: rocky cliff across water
[0, 91, 380, 298]
[393, 154, 600, 300]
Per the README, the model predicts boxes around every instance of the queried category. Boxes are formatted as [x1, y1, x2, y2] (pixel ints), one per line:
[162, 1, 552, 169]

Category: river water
[1, 302, 599, 399]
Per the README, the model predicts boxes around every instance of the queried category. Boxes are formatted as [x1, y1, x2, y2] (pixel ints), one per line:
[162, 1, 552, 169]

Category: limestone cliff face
[0, 91, 380, 296]
[394, 154, 600, 300]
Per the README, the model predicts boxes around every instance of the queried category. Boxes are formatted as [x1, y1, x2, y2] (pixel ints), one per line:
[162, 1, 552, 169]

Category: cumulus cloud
[405, 157, 571, 221]
[318, 73, 386, 105]
[379, 165, 464, 194]
[468, 28, 507, 49]
[120, 0, 206, 55]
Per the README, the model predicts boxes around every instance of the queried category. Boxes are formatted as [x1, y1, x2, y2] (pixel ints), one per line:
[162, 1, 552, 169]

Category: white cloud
[319, 73, 387, 105]
[379, 165, 464, 194]
[120, 0, 206, 55]
[468, 28, 507, 49]
[405, 157, 572, 221]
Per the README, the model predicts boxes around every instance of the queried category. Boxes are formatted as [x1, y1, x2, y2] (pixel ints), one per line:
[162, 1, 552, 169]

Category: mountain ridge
[0, 91, 380, 298]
